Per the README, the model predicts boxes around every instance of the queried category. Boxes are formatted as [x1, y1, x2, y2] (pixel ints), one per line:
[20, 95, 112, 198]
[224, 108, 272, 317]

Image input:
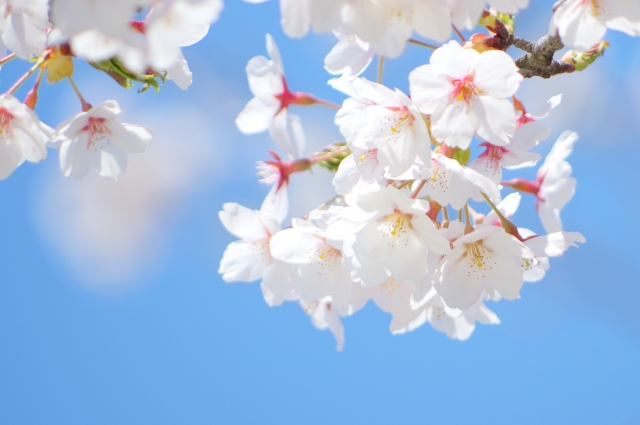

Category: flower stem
[310, 146, 349, 163]
[311, 97, 341, 110]
[6, 58, 45, 96]
[303, 195, 341, 219]
[452, 24, 466, 43]
[479, 191, 522, 240]
[464, 204, 474, 234]
[0, 53, 16, 67]
[442, 206, 449, 222]
[408, 38, 439, 50]
[410, 180, 426, 199]
[377, 56, 385, 85]
[67, 76, 92, 111]
[395, 180, 414, 190]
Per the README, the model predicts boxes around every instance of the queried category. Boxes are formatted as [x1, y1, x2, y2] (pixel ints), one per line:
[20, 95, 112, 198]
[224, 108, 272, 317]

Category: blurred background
[0, 1, 639, 423]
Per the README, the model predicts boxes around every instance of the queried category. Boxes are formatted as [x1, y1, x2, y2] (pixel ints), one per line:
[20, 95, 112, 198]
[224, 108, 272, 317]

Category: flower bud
[561, 41, 609, 72]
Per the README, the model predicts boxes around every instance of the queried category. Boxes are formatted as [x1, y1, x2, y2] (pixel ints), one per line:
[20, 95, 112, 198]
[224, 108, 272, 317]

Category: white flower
[49, 0, 144, 66]
[326, 184, 450, 287]
[324, 33, 374, 79]
[302, 297, 345, 351]
[270, 215, 366, 316]
[418, 153, 501, 210]
[335, 77, 431, 177]
[0, 0, 50, 59]
[470, 95, 561, 184]
[502, 131, 578, 233]
[409, 40, 522, 149]
[435, 225, 533, 309]
[236, 34, 306, 158]
[0, 94, 48, 179]
[340, 0, 451, 57]
[218, 202, 296, 306]
[408, 287, 500, 340]
[332, 149, 385, 196]
[144, 0, 223, 70]
[55, 100, 154, 181]
[370, 276, 424, 334]
[552, 0, 640, 50]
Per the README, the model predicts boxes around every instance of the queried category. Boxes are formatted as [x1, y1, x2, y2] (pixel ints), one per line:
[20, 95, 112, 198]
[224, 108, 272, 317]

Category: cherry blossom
[326, 184, 451, 287]
[470, 95, 561, 184]
[502, 131, 578, 233]
[256, 150, 311, 223]
[338, 0, 451, 57]
[551, 0, 640, 50]
[219, 202, 297, 306]
[270, 214, 368, 316]
[0, 0, 50, 59]
[55, 100, 154, 181]
[408, 287, 500, 340]
[143, 0, 224, 70]
[332, 148, 385, 196]
[0, 94, 49, 179]
[335, 77, 430, 177]
[418, 152, 502, 210]
[236, 34, 310, 159]
[301, 297, 345, 351]
[49, 0, 144, 66]
[435, 225, 534, 309]
[409, 40, 522, 149]
[324, 33, 374, 79]
[370, 276, 424, 334]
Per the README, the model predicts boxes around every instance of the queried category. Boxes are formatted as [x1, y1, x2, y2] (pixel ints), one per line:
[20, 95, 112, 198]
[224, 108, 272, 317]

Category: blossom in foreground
[335, 77, 430, 178]
[337, 0, 451, 57]
[449, 0, 530, 30]
[49, 0, 143, 66]
[236, 34, 308, 158]
[55, 100, 154, 180]
[551, 0, 640, 50]
[0, 94, 49, 179]
[0, 0, 50, 59]
[143, 0, 224, 70]
[409, 40, 522, 148]
[219, 202, 296, 306]
[502, 131, 578, 233]
[327, 184, 451, 287]
[324, 33, 374, 79]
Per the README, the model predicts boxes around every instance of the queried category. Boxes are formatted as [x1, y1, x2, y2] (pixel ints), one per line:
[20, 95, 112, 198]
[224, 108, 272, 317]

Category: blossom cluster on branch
[218, 0, 640, 350]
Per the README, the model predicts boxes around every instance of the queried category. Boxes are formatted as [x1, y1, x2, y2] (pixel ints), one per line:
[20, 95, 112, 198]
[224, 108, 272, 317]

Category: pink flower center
[83, 117, 112, 148]
[450, 75, 477, 102]
[0, 108, 13, 139]
[478, 142, 507, 173]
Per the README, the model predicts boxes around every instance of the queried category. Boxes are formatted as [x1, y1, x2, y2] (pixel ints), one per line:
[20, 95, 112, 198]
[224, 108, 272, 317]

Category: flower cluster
[0, 0, 222, 181]
[214, 0, 640, 349]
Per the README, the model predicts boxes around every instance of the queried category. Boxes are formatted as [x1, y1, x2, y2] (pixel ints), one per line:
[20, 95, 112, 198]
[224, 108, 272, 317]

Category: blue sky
[0, 1, 639, 423]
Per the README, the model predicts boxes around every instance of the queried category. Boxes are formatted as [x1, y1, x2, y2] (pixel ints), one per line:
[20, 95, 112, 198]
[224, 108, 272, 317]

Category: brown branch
[518, 61, 575, 79]
[508, 33, 574, 79]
